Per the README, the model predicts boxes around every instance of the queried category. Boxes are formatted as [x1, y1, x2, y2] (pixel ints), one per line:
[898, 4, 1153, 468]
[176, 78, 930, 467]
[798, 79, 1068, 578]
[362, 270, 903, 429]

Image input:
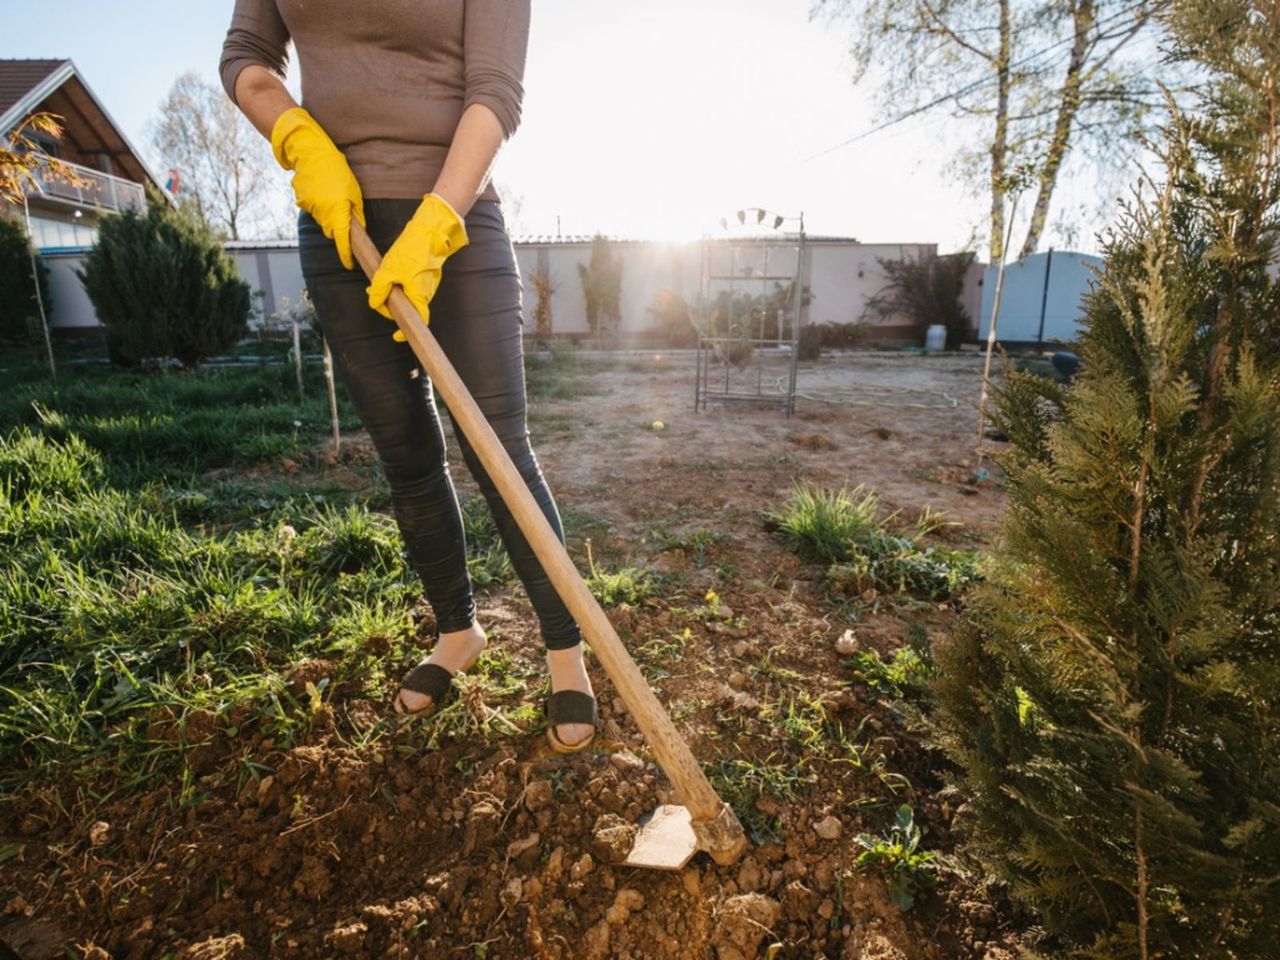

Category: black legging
[299, 199, 583, 650]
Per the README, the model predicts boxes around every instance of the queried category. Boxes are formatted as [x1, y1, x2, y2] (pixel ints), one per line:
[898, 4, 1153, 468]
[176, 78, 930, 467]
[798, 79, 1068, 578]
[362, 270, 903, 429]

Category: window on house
[28, 215, 97, 250]
[30, 133, 60, 158]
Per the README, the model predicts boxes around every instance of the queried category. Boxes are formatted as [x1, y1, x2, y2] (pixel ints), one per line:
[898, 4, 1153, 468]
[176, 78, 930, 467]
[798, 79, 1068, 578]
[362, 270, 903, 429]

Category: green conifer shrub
[0, 216, 49, 343]
[78, 199, 250, 368]
[932, 3, 1280, 956]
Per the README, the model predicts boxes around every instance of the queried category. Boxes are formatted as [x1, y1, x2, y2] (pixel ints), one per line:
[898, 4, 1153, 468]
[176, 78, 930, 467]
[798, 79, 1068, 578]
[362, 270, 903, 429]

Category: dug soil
[2, 351, 1025, 959]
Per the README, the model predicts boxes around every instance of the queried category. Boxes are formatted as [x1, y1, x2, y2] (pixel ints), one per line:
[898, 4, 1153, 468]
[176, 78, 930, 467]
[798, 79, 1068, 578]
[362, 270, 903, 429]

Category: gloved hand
[366, 193, 469, 340]
[270, 107, 366, 270]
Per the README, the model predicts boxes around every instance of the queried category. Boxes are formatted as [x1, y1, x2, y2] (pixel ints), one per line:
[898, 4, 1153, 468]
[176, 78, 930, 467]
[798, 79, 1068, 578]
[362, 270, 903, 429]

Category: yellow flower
[705, 590, 718, 603]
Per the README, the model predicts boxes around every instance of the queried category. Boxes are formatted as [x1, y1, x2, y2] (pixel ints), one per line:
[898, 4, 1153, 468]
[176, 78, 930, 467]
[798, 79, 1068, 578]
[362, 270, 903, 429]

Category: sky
[2, 0, 1123, 254]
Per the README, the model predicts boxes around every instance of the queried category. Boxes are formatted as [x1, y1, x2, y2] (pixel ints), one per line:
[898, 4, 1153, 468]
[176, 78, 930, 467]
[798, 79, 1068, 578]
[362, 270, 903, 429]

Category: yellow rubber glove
[366, 193, 469, 340]
[270, 107, 366, 270]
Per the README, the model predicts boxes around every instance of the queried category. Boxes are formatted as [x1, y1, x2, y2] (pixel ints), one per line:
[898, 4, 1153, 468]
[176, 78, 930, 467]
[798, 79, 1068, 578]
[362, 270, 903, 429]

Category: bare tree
[149, 72, 279, 241]
[812, 0, 1171, 260]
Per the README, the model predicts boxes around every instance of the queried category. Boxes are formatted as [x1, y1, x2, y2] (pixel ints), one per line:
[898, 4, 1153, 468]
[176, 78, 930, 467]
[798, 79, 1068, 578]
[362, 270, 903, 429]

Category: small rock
[821, 689, 857, 713]
[813, 815, 843, 841]
[256, 775, 275, 807]
[464, 801, 501, 855]
[736, 856, 764, 893]
[605, 887, 644, 925]
[681, 870, 701, 898]
[501, 877, 523, 908]
[178, 934, 248, 959]
[818, 898, 834, 919]
[524, 779, 554, 812]
[834, 629, 858, 655]
[506, 832, 541, 871]
[584, 920, 611, 960]
[610, 750, 646, 774]
[293, 855, 332, 900]
[781, 880, 820, 920]
[88, 821, 111, 847]
[731, 691, 760, 711]
[570, 853, 595, 880]
[731, 641, 750, 658]
[326, 921, 366, 955]
[726, 671, 747, 689]
[716, 893, 781, 957]
[543, 845, 565, 880]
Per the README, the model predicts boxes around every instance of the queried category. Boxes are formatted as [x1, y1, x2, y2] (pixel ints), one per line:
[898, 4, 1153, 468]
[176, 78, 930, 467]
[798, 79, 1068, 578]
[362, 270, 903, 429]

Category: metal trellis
[694, 208, 806, 418]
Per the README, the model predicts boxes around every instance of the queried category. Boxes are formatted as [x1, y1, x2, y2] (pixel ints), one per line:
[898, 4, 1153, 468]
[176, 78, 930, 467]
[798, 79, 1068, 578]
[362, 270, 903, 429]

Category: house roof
[0, 57, 166, 195]
[0, 58, 68, 118]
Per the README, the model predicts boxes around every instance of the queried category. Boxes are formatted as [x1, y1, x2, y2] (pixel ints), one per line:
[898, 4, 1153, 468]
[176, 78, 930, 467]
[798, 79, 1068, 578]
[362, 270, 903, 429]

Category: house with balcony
[1, 58, 166, 330]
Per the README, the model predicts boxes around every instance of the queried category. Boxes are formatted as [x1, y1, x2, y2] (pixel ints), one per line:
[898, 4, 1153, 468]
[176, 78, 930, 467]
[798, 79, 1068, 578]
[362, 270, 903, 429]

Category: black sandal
[545, 690, 598, 753]
[393, 661, 460, 718]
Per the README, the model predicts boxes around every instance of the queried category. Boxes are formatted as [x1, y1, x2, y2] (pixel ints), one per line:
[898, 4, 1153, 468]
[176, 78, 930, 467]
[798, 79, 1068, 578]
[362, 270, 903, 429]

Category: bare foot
[396, 622, 487, 714]
[547, 644, 595, 747]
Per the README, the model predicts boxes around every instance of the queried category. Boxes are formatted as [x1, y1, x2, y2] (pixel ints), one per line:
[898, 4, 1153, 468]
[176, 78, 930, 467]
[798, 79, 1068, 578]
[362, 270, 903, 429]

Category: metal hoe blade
[623, 804, 699, 871]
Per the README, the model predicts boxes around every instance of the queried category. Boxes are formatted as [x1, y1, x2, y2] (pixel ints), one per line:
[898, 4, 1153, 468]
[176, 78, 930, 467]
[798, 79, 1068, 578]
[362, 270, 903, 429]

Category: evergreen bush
[78, 199, 250, 368]
[0, 216, 49, 343]
[932, 3, 1280, 956]
[862, 249, 974, 348]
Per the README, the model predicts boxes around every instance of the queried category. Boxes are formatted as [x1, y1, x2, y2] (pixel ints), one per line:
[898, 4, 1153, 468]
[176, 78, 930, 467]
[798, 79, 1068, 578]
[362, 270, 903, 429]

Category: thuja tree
[863, 250, 974, 348]
[79, 197, 250, 368]
[932, 2, 1280, 957]
[0, 216, 48, 343]
[577, 234, 622, 343]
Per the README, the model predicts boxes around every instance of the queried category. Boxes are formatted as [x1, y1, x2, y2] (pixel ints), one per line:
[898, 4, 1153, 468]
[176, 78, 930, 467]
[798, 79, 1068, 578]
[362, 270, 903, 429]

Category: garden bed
[0, 348, 1024, 959]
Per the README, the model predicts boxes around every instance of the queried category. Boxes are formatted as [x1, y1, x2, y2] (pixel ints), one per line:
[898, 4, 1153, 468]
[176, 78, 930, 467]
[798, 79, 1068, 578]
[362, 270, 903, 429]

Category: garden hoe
[349, 222, 748, 871]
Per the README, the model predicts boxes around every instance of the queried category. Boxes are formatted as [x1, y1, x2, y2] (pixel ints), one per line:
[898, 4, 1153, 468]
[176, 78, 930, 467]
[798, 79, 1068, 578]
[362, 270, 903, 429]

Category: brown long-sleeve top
[219, 0, 529, 202]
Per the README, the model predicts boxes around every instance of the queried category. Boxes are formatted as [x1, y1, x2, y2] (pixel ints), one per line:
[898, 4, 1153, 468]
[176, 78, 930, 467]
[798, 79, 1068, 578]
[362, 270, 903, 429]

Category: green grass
[0, 351, 557, 798]
[1, 359, 362, 488]
[765, 482, 882, 565]
[706, 754, 811, 843]
[0, 427, 420, 786]
[460, 495, 515, 589]
[523, 346, 605, 402]
[646, 526, 726, 568]
[767, 482, 979, 601]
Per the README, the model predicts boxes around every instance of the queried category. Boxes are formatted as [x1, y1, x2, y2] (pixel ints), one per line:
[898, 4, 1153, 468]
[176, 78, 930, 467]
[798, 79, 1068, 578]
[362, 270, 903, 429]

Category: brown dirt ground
[1, 350, 1024, 960]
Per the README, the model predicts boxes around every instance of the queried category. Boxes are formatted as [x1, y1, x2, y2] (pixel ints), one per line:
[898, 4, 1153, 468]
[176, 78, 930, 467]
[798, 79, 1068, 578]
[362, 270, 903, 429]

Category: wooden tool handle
[348, 223, 745, 852]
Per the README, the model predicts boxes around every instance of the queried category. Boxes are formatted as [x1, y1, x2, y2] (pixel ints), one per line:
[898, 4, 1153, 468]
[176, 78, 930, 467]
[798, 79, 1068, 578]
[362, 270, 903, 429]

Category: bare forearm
[234, 65, 298, 141]
[431, 104, 505, 219]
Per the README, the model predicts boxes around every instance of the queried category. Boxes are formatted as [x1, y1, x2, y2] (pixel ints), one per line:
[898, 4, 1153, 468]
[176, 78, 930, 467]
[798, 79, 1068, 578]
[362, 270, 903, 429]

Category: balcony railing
[29, 158, 147, 214]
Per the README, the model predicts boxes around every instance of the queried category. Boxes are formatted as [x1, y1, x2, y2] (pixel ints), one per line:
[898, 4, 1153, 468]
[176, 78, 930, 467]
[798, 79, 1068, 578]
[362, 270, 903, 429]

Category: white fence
[44, 236, 986, 344]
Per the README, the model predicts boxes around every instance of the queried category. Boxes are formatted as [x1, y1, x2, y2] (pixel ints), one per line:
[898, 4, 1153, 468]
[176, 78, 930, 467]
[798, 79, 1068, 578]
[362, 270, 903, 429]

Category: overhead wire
[799, 0, 1156, 163]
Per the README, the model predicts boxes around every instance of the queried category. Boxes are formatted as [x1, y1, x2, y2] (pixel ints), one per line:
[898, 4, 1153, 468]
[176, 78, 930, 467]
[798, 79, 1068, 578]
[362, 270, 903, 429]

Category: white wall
[44, 252, 97, 329]
[227, 245, 308, 321]
[805, 242, 937, 335]
[45, 236, 985, 345]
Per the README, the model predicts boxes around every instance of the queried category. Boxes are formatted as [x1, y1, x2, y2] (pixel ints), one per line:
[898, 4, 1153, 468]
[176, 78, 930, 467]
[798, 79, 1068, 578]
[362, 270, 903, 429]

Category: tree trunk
[989, 0, 1012, 262]
[1018, 0, 1095, 259]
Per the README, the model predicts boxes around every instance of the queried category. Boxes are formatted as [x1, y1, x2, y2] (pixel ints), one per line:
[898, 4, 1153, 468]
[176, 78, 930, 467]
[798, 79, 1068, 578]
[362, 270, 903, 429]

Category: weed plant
[767, 482, 978, 600]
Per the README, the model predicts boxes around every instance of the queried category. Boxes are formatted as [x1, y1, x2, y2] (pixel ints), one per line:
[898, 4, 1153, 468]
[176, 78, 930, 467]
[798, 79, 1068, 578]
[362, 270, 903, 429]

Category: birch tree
[812, 0, 1169, 260]
[149, 72, 278, 241]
